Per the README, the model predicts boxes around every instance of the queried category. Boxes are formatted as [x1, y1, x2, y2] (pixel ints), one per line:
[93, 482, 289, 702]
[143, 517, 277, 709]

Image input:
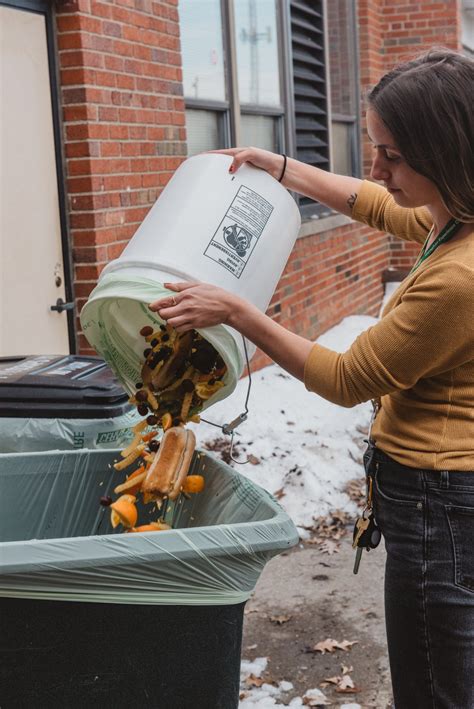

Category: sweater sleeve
[352, 180, 432, 245]
[304, 262, 474, 407]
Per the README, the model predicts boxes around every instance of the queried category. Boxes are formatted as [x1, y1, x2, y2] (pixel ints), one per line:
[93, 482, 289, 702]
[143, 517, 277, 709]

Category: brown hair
[367, 49, 474, 222]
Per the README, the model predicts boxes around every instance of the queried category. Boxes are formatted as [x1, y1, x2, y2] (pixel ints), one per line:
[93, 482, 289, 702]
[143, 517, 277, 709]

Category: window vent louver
[290, 0, 330, 216]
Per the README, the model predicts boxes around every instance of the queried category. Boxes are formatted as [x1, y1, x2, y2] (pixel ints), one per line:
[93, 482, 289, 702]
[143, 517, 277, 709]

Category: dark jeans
[363, 444, 474, 709]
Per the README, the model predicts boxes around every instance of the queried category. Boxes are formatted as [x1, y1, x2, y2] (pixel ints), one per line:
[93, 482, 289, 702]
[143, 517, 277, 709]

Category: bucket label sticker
[204, 185, 273, 278]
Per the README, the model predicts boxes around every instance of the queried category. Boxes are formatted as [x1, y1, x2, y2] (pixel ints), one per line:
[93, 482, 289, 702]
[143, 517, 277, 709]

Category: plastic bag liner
[80, 272, 244, 405]
[0, 449, 299, 605]
[0, 409, 140, 453]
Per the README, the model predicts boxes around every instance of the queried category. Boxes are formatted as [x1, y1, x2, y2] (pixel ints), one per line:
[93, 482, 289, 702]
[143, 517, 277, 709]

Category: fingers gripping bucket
[80, 154, 301, 405]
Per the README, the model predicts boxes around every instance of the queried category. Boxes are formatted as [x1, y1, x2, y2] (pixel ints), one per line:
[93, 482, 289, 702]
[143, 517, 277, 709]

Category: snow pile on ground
[239, 655, 362, 708]
[192, 315, 377, 530]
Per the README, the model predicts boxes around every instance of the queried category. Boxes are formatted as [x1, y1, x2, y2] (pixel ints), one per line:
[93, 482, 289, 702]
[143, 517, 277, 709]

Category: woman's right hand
[207, 147, 285, 181]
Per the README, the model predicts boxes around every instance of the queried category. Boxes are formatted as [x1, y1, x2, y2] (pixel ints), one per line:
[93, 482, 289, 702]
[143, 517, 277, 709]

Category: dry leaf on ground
[318, 539, 340, 555]
[245, 674, 266, 688]
[321, 673, 359, 693]
[306, 638, 359, 655]
[345, 477, 366, 506]
[247, 454, 261, 465]
[273, 487, 286, 499]
[335, 673, 359, 694]
[269, 614, 292, 625]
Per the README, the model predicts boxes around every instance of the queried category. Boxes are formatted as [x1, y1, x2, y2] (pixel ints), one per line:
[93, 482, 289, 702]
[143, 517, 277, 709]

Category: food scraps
[102, 322, 224, 533]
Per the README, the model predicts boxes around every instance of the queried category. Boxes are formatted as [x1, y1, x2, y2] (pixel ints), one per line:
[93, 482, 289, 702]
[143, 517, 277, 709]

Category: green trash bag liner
[0, 449, 299, 605]
[0, 408, 141, 453]
[80, 273, 244, 406]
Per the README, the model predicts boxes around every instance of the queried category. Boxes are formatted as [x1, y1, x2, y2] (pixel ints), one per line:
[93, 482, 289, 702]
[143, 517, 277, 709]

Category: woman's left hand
[149, 281, 241, 332]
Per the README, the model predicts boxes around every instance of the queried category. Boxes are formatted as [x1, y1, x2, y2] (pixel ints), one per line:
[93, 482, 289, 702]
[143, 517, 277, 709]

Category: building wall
[55, 0, 461, 366]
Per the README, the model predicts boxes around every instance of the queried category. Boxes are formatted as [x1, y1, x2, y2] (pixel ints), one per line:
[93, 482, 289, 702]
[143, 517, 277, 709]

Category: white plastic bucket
[81, 154, 301, 407]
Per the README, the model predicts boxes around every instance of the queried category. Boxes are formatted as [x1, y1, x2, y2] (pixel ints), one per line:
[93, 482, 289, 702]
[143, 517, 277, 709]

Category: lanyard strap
[410, 217, 463, 274]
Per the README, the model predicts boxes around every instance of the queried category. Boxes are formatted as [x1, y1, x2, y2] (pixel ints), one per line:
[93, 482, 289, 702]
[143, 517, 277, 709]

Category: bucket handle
[200, 336, 252, 465]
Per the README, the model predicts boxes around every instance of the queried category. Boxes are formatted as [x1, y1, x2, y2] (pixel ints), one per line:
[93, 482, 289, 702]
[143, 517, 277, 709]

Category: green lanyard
[410, 217, 463, 274]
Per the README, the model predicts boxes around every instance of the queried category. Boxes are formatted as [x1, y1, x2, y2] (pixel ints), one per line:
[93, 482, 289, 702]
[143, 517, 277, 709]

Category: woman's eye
[385, 152, 401, 162]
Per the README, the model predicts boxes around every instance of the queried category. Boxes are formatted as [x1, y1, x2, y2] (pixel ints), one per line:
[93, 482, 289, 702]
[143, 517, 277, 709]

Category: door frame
[1, 0, 76, 353]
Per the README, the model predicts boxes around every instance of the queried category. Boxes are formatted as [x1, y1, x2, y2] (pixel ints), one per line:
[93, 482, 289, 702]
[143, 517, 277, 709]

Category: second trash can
[0, 354, 140, 452]
[0, 448, 299, 709]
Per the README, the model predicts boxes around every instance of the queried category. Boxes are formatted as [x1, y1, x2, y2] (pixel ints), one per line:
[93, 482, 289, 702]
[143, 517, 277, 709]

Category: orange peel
[182, 475, 205, 494]
[110, 494, 138, 528]
[128, 522, 171, 533]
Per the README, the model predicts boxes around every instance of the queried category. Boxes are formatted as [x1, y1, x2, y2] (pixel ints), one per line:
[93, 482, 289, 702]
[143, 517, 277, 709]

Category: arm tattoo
[347, 193, 357, 212]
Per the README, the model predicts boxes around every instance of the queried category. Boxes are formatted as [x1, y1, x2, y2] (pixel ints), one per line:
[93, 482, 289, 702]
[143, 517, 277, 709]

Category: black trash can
[0, 355, 139, 452]
[0, 448, 299, 709]
[0, 597, 245, 709]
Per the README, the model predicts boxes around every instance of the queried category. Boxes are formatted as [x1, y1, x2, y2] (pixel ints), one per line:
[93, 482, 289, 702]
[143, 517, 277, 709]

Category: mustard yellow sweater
[304, 180, 474, 470]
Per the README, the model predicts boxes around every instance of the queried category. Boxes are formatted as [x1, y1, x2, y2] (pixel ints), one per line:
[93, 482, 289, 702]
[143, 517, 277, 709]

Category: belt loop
[440, 470, 449, 489]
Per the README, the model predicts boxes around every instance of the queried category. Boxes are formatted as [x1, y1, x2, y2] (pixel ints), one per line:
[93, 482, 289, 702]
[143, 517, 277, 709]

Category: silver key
[353, 546, 363, 574]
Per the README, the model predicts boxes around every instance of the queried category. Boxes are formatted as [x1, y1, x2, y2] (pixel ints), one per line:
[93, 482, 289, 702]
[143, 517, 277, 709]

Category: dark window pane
[461, 0, 474, 53]
[180, 0, 226, 101]
[331, 121, 352, 176]
[240, 113, 277, 151]
[327, 0, 357, 116]
[234, 0, 281, 106]
[186, 109, 221, 155]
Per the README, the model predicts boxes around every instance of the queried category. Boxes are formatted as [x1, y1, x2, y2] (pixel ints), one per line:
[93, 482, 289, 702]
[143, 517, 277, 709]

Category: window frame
[181, 0, 361, 223]
[183, 0, 290, 154]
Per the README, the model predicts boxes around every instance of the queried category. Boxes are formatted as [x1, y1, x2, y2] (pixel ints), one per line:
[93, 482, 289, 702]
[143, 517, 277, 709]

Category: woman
[151, 50, 474, 708]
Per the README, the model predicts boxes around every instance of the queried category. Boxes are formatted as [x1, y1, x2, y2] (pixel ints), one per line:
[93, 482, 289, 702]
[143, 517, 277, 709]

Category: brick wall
[358, 0, 461, 272]
[54, 0, 461, 366]
[250, 221, 389, 370]
[56, 0, 186, 353]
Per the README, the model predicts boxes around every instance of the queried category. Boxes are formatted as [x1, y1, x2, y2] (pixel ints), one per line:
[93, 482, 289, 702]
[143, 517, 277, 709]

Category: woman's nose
[370, 153, 390, 182]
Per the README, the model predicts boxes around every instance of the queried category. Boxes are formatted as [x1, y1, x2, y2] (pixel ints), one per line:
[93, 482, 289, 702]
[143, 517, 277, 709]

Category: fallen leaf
[244, 607, 260, 615]
[337, 640, 359, 652]
[247, 454, 261, 465]
[321, 676, 340, 686]
[318, 539, 340, 555]
[309, 638, 340, 655]
[306, 638, 359, 655]
[341, 664, 353, 675]
[335, 674, 359, 694]
[245, 674, 266, 688]
[269, 614, 292, 625]
[246, 643, 258, 650]
[273, 487, 286, 499]
[345, 477, 366, 505]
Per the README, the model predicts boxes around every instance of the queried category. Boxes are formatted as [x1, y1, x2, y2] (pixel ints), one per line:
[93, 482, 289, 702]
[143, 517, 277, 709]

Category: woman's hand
[150, 280, 313, 382]
[149, 281, 243, 333]
[208, 147, 285, 181]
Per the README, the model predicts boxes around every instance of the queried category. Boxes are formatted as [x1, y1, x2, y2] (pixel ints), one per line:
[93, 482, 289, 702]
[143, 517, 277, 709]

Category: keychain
[352, 467, 381, 574]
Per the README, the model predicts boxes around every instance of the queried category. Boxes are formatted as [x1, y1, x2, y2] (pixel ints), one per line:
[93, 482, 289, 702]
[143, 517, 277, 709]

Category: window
[180, 0, 284, 155]
[461, 0, 474, 56]
[179, 0, 361, 221]
[327, 0, 360, 178]
[290, 0, 329, 217]
[234, 0, 284, 151]
[290, 0, 360, 219]
[179, 0, 228, 154]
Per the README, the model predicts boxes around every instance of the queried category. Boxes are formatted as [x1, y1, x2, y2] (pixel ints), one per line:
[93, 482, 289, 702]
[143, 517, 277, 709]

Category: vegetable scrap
[102, 323, 226, 533]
